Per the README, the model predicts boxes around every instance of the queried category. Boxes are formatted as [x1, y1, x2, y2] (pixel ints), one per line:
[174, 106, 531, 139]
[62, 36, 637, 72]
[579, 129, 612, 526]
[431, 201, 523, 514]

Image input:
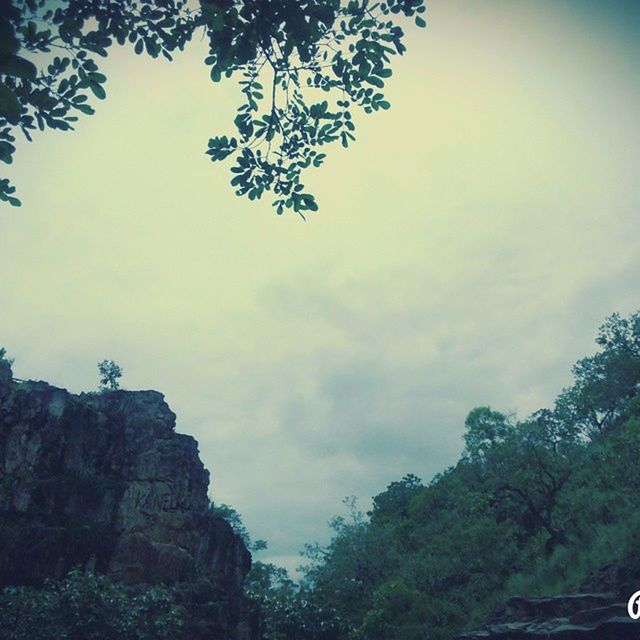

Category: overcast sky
[2, 1, 640, 573]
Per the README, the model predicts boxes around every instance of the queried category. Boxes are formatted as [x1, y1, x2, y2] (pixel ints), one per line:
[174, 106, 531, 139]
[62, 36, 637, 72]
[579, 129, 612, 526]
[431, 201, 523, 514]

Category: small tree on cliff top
[98, 359, 122, 391]
[0, 347, 13, 381]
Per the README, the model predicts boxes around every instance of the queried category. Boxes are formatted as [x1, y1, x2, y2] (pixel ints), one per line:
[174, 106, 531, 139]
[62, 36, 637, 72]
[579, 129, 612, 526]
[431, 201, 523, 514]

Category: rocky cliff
[0, 361, 260, 639]
[457, 565, 640, 640]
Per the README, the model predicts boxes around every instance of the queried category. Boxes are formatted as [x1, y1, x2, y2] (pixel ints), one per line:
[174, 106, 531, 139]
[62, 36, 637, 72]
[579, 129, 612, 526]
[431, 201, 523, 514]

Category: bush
[0, 570, 184, 640]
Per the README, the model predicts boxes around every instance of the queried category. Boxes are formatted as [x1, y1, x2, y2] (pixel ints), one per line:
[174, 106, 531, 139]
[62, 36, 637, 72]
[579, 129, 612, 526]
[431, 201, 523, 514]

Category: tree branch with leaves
[0, 0, 426, 215]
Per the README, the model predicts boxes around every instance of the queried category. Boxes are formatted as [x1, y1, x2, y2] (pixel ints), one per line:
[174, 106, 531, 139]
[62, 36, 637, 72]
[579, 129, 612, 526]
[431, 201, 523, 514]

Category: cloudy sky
[2, 1, 640, 572]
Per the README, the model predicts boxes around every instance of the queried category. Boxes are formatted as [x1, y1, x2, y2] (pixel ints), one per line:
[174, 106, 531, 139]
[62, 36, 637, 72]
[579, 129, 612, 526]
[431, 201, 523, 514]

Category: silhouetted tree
[97, 359, 122, 391]
[0, 0, 426, 215]
[0, 346, 13, 380]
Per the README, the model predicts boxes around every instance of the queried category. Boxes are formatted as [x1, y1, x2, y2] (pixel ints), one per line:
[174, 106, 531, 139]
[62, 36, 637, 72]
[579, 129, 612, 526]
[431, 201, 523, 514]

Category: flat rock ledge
[457, 592, 640, 640]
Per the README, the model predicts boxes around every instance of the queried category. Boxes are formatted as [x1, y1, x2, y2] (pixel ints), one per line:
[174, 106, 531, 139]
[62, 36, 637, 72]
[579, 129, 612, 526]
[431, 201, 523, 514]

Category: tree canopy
[97, 359, 123, 390]
[0, 0, 426, 215]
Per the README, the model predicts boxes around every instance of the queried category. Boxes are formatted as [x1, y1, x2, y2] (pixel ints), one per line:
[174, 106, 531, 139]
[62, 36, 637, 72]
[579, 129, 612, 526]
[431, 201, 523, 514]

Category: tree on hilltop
[98, 359, 122, 391]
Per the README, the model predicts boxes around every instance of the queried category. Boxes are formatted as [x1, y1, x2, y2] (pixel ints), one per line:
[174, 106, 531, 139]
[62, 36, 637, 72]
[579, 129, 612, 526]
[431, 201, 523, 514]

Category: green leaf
[145, 39, 161, 57]
[74, 103, 95, 115]
[0, 19, 19, 56]
[88, 72, 107, 83]
[0, 54, 37, 80]
[89, 81, 106, 100]
[415, 16, 427, 28]
[0, 140, 15, 163]
[0, 82, 21, 124]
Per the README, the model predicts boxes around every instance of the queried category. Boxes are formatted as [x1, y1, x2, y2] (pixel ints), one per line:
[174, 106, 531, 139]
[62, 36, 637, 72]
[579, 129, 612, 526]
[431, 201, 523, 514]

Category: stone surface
[0, 370, 260, 639]
[458, 591, 640, 640]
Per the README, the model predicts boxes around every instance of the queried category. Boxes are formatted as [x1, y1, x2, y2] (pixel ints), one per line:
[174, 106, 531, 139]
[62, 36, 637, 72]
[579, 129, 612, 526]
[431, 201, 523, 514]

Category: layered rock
[458, 566, 640, 640]
[0, 362, 260, 639]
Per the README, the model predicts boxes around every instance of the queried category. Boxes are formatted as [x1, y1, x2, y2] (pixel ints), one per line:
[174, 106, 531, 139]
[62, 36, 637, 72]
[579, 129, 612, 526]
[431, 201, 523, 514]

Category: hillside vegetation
[247, 310, 640, 640]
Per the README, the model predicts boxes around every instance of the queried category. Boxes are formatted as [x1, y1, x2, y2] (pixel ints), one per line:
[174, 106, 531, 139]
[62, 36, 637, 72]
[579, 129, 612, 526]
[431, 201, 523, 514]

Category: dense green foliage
[0, 570, 184, 640]
[248, 310, 640, 640]
[0, 0, 425, 214]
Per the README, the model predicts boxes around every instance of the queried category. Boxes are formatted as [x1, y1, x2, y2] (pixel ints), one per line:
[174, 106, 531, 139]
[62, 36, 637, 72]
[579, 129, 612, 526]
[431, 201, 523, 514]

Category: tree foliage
[0, 0, 426, 215]
[0, 569, 184, 640]
[209, 502, 267, 552]
[247, 561, 343, 640]
[97, 359, 122, 390]
[0, 346, 13, 367]
[0, 346, 13, 380]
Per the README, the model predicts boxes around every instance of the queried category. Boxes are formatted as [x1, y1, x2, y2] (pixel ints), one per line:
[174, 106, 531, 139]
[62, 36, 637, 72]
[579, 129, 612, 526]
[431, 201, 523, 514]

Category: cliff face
[0, 362, 260, 639]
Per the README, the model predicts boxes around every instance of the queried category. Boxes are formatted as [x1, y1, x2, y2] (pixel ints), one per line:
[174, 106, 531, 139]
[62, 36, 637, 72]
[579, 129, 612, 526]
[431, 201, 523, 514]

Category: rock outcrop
[458, 566, 640, 640]
[0, 361, 260, 639]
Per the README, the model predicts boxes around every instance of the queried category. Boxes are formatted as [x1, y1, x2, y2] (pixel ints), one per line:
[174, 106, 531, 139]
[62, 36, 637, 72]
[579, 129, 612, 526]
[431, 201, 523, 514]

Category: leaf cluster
[0, 0, 195, 206]
[97, 358, 123, 391]
[204, 0, 426, 216]
[1, 0, 426, 214]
